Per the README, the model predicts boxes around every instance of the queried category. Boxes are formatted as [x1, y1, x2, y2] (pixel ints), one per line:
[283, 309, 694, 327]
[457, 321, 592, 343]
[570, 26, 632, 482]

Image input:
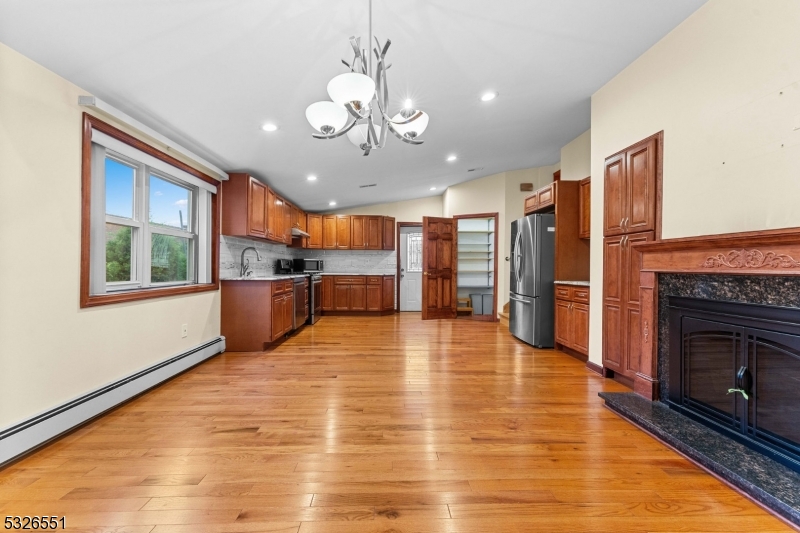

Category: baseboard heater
[0, 336, 225, 467]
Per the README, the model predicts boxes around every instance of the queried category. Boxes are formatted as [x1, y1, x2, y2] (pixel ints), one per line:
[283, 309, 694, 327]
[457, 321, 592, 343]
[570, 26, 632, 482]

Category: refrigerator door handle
[513, 230, 523, 282]
[509, 294, 531, 303]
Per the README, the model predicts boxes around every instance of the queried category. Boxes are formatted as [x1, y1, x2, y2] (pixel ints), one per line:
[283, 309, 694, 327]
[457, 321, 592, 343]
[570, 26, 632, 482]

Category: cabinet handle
[620, 217, 624, 228]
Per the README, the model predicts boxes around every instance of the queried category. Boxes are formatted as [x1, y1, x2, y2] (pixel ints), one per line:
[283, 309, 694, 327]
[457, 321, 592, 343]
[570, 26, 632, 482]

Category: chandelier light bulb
[404, 99, 413, 110]
[305, 101, 348, 134]
[346, 123, 382, 149]
[391, 111, 429, 139]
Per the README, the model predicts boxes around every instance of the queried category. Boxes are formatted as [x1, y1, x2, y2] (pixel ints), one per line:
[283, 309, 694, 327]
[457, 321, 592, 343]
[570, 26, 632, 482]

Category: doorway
[454, 213, 499, 322]
[398, 223, 423, 311]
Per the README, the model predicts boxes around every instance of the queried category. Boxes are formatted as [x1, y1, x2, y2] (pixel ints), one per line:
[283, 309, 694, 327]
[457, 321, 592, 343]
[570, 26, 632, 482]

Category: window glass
[150, 175, 191, 230]
[106, 223, 133, 282]
[105, 157, 135, 219]
[151, 233, 189, 283]
[407, 233, 423, 272]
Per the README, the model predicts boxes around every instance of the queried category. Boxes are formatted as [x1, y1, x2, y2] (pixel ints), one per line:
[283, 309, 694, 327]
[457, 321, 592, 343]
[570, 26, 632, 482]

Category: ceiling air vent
[359, 183, 377, 188]
[467, 167, 484, 172]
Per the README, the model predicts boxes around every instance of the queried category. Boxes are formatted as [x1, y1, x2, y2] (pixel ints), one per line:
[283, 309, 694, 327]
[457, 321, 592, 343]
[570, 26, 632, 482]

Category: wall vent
[359, 183, 377, 188]
[467, 167, 484, 172]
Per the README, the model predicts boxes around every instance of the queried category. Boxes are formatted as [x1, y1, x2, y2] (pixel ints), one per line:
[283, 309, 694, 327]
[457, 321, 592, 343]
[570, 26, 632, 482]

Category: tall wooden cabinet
[602, 132, 662, 383]
[307, 214, 323, 249]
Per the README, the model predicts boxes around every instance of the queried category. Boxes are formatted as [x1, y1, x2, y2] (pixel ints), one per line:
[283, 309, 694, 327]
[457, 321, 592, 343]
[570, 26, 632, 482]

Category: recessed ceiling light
[307, 175, 317, 181]
[262, 123, 278, 132]
[480, 92, 498, 102]
[446, 154, 457, 162]
[329, 201, 337, 206]
[430, 187, 437, 191]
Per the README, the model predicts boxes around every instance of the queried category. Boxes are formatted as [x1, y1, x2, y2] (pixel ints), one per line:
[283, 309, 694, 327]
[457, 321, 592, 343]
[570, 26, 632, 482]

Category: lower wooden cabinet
[221, 279, 298, 352]
[554, 284, 590, 356]
[322, 275, 395, 313]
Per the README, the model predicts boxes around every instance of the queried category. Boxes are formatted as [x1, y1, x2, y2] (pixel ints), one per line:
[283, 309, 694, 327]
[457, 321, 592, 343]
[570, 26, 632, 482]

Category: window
[407, 233, 423, 272]
[81, 114, 218, 307]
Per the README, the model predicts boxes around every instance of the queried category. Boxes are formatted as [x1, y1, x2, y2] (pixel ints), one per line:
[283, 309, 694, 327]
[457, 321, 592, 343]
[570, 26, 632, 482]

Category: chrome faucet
[240, 247, 261, 278]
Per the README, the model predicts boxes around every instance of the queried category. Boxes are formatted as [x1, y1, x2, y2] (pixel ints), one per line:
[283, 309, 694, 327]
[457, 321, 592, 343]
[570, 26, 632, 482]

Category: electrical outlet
[181, 324, 188, 338]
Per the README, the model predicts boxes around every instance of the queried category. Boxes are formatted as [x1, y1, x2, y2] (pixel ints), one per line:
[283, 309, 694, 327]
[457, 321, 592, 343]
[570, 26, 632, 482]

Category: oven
[309, 274, 322, 324]
[293, 258, 324, 273]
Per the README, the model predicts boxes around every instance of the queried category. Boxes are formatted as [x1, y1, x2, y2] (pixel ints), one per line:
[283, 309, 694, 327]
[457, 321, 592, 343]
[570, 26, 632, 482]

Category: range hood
[291, 227, 311, 238]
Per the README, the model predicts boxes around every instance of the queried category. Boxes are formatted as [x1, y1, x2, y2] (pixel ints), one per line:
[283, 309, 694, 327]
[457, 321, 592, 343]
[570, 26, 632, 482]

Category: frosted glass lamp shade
[327, 73, 375, 108]
[346, 123, 382, 148]
[305, 101, 348, 134]
[391, 111, 429, 138]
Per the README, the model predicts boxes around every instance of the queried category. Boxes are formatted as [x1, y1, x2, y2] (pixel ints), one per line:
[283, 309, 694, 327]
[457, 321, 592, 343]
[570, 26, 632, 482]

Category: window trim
[81, 113, 219, 308]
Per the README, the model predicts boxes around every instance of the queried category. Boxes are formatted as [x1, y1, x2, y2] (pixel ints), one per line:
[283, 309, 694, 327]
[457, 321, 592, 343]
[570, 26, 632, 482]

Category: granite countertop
[222, 274, 310, 281]
[554, 280, 590, 286]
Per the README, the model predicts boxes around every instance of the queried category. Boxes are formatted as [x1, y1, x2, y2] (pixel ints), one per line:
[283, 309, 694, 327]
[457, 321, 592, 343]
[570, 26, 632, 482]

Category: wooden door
[603, 153, 625, 236]
[321, 275, 333, 310]
[421, 217, 457, 320]
[578, 177, 591, 239]
[336, 216, 351, 249]
[351, 216, 366, 249]
[283, 293, 294, 334]
[366, 285, 381, 311]
[555, 299, 573, 348]
[266, 188, 277, 240]
[308, 214, 323, 249]
[602, 235, 625, 372]
[271, 295, 284, 341]
[383, 217, 395, 250]
[247, 178, 267, 238]
[323, 215, 337, 249]
[366, 216, 382, 249]
[573, 303, 590, 354]
[382, 276, 394, 310]
[334, 284, 350, 310]
[626, 138, 657, 234]
[350, 284, 367, 311]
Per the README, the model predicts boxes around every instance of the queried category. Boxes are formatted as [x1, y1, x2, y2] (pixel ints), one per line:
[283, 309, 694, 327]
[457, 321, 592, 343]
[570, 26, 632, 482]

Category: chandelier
[304, 0, 429, 155]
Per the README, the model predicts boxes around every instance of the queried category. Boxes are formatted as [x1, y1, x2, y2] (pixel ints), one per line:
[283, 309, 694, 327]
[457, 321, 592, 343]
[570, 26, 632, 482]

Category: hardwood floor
[0, 313, 791, 532]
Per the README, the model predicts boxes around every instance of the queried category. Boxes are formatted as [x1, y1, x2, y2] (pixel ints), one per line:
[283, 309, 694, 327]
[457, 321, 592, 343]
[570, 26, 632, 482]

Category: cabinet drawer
[272, 280, 292, 294]
[367, 276, 382, 285]
[555, 285, 571, 300]
[335, 276, 366, 285]
[572, 287, 590, 303]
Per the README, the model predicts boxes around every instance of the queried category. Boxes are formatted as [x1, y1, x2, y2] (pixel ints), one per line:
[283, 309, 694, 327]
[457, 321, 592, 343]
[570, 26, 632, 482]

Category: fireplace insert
[668, 296, 800, 473]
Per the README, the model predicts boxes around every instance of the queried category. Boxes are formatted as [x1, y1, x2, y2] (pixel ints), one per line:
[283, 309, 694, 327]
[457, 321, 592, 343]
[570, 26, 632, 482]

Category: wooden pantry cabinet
[554, 284, 590, 357]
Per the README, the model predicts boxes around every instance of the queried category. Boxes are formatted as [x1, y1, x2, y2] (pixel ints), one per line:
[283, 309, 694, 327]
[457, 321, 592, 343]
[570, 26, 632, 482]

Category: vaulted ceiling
[0, 0, 705, 210]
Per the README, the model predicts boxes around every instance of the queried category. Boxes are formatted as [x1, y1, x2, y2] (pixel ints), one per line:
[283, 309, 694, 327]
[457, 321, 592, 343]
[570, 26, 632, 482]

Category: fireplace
[667, 296, 800, 473]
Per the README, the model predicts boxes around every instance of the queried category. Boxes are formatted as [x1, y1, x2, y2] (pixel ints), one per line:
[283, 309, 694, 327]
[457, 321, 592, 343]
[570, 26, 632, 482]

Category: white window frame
[89, 130, 215, 296]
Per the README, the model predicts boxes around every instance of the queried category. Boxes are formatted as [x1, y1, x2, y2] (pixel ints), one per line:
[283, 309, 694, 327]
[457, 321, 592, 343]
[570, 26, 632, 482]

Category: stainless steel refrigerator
[509, 213, 555, 347]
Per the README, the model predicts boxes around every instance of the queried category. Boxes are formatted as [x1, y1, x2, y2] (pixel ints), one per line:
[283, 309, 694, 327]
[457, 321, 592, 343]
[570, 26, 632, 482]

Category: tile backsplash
[220, 236, 396, 278]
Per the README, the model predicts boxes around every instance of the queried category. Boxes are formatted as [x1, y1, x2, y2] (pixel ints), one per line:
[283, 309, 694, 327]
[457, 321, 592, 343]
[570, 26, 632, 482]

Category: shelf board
[457, 230, 495, 234]
[458, 270, 494, 273]
[457, 285, 494, 288]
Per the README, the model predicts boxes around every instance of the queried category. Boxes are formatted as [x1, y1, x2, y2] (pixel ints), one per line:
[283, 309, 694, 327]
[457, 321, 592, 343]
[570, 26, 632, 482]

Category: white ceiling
[0, 0, 705, 211]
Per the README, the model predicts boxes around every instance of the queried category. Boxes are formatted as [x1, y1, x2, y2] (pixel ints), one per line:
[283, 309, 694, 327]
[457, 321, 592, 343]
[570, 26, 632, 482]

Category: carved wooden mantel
[631, 227, 800, 401]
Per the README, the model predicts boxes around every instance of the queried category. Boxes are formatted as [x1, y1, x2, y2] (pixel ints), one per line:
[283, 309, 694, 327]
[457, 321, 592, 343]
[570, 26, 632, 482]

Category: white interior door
[400, 227, 422, 311]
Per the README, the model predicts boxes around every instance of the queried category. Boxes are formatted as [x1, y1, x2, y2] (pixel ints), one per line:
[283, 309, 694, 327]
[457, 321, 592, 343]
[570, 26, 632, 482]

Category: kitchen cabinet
[383, 217, 395, 250]
[351, 215, 367, 249]
[221, 279, 299, 352]
[322, 215, 352, 249]
[336, 215, 351, 249]
[524, 194, 539, 214]
[367, 216, 383, 249]
[221, 173, 268, 240]
[555, 284, 590, 357]
[307, 214, 323, 249]
[537, 184, 554, 210]
[603, 136, 657, 237]
[323, 215, 337, 249]
[322, 275, 395, 314]
[578, 177, 591, 239]
[266, 188, 278, 241]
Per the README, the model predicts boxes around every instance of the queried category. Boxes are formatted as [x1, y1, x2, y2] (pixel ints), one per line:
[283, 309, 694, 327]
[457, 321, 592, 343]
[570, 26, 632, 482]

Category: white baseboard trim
[0, 336, 226, 467]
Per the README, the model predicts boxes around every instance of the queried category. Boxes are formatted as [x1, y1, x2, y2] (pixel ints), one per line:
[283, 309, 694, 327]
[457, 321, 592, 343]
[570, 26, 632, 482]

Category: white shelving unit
[456, 217, 495, 314]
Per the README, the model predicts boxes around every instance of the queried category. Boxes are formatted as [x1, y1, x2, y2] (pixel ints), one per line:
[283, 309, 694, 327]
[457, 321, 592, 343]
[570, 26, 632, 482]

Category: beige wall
[0, 43, 221, 428]
[560, 129, 591, 182]
[588, 0, 800, 365]
[326, 195, 443, 221]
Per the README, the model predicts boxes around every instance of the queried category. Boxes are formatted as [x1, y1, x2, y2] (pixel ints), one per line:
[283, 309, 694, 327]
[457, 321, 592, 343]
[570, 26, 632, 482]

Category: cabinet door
[622, 231, 654, 376]
[626, 138, 657, 234]
[247, 178, 267, 238]
[334, 283, 350, 310]
[366, 285, 381, 311]
[322, 275, 333, 310]
[283, 198, 292, 243]
[336, 216, 351, 249]
[323, 215, 337, 249]
[537, 184, 555, 209]
[603, 153, 626, 237]
[350, 284, 366, 311]
[307, 214, 323, 249]
[524, 194, 538, 215]
[383, 217, 396, 250]
[578, 177, 591, 239]
[555, 299, 573, 348]
[283, 293, 294, 334]
[266, 188, 277, 240]
[602, 235, 625, 372]
[367, 216, 383, 249]
[271, 295, 284, 341]
[382, 276, 394, 310]
[572, 303, 590, 355]
[351, 216, 366, 249]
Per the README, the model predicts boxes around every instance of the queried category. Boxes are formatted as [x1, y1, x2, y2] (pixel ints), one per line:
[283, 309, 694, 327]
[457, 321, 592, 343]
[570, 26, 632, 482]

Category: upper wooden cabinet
[523, 183, 556, 215]
[247, 177, 268, 238]
[383, 217, 395, 250]
[336, 215, 351, 249]
[351, 215, 367, 250]
[322, 215, 337, 249]
[307, 214, 322, 249]
[578, 177, 591, 239]
[319, 214, 395, 250]
[367, 216, 382, 249]
[222, 173, 284, 242]
[603, 136, 658, 236]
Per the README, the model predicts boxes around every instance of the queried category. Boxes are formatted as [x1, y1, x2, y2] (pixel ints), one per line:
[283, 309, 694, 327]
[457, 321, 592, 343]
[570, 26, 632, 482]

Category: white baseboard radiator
[0, 336, 225, 467]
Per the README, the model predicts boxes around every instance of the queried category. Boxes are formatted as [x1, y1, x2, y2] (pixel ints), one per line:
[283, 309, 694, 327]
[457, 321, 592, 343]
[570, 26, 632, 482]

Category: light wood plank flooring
[0, 313, 792, 532]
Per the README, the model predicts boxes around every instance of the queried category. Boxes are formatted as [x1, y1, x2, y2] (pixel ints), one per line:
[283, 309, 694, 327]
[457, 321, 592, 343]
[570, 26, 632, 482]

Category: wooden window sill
[80, 282, 219, 308]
